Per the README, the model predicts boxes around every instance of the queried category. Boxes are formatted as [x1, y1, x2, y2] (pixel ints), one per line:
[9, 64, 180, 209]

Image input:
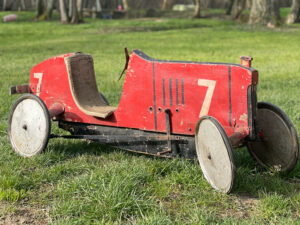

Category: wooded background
[0, 0, 299, 26]
[0, 0, 293, 11]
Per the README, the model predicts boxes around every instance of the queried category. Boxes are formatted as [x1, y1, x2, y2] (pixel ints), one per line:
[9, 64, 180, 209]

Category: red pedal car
[8, 49, 299, 193]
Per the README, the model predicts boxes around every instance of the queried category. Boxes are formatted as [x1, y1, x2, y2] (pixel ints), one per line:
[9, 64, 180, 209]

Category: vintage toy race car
[8, 49, 299, 193]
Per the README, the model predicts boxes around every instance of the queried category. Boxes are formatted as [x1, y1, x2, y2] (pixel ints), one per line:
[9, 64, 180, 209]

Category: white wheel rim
[195, 118, 234, 193]
[9, 98, 49, 157]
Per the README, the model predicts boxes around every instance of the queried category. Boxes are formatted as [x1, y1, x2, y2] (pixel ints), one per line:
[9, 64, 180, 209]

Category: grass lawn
[0, 11, 300, 224]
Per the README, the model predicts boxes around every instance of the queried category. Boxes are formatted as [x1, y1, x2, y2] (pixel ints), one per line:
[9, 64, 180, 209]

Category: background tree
[36, 0, 45, 19]
[122, 0, 129, 11]
[193, 0, 201, 18]
[21, 0, 26, 10]
[231, 0, 247, 19]
[69, 0, 79, 23]
[59, 0, 68, 23]
[3, 0, 26, 11]
[2, 0, 7, 10]
[249, 0, 281, 27]
[226, 0, 235, 15]
[77, 0, 84, 20]
[58, 0, 83, 24]
[43, 0, 56, 20]
[286, 0, 300, 24]
[90, 0, 102, 19]
[161, 0, 174, 10]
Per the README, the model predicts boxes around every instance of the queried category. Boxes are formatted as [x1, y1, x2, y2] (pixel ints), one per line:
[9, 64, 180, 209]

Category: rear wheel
[8, 94, 51, 157]
[247, 102, 299, 172]
[195, 116, 236, 193]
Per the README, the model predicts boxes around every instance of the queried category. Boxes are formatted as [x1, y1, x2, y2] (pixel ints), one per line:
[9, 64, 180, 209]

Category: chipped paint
[239, 113, 247, 122]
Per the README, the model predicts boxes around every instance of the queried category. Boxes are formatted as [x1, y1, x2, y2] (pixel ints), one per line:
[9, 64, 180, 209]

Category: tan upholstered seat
[65, 53, 117, 118]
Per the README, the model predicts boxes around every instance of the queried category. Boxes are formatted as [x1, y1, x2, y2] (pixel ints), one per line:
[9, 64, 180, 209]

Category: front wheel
[247, 102, 299, 172]
[195, 116, 236, 193]
[8, 94, 51, 157]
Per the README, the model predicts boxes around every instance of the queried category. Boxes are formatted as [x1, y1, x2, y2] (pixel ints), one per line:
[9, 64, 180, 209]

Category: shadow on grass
[47, 138, 162, 160]
[99, 23, 211, 34]
[47, 139, 300, 197]
[232, 148, 300, 197]
[47, 139, 120, 156]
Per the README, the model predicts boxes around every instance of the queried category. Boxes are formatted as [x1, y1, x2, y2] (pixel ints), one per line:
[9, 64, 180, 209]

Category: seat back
[65, 53, 116, 118]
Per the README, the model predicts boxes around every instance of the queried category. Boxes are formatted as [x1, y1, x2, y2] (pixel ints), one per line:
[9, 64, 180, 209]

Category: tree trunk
[231, 0, 246, 19]
[2, 0, 7, 10]
[286, 0, 300, 24]
[95, 0, 102, 12]
[20, 0, 26, 10]
[77, 0, 84, 21]
[193, 0, 201, 18]
[68, 0, 73, 18]
[162, 0, 167, 10]
[83, 0, 89, 8]
[162, 0, 173, 10]
[249, 0, 281, 27]
[246, 0, 252, 8]
[226, 0, 235, 15]
[43, 0, 56, 19]
[122, 0, 129, 11]
[70, 0, 79, 23]
[36, 0, 44, 19]
[59, 0, 69, 23]
[16, 0, 22, 11]
[3, 0, 14, 10]
[94, 0, 102, 18]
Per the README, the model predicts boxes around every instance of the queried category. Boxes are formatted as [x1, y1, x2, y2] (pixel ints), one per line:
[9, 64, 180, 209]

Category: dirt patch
[0, 203, 49, 225]
[223, 194, 259, 219]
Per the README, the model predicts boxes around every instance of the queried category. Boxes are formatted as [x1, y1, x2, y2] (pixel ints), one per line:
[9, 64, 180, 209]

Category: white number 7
[34, 73, 43, 96]
[198, 79, 216, 118]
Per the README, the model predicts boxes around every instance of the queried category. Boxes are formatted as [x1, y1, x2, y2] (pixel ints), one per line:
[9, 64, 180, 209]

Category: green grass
[0, 11, 300, 224]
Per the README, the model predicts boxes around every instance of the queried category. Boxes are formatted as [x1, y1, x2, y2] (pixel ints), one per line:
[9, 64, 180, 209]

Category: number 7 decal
[198, 79, 216, 118]
[34, 73, 43, 96]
